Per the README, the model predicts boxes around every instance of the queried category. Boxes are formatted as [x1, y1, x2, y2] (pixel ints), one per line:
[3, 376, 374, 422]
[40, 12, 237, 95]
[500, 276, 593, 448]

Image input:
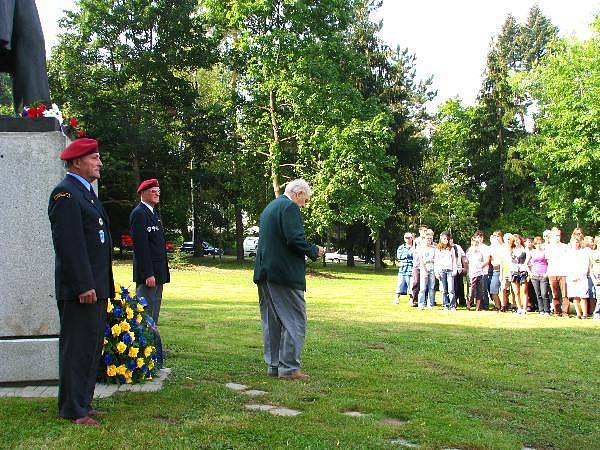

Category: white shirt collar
[141, 200, 154, 213]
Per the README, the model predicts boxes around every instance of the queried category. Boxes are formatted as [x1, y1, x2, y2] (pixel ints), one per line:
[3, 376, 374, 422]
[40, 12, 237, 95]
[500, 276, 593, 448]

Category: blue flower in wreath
[145, 315, 155, 327]
[104, 324, 110, 337]
[121, 287, 130, 297]
[151, 354, 157, 362]
[126, 360, 137, 371]
[139, 336, 147, 347]
[104, 354, 113, 365]
[119, 375, 126, 384]
[131, 318, 138, 328]
[138, 296, 148, 307]
[113, 306, 122, 318]
[123, 333, 133, 346]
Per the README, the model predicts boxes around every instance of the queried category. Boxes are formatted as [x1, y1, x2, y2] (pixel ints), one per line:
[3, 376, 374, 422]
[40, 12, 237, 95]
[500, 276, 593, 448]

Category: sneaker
[394, 298, 399, 305]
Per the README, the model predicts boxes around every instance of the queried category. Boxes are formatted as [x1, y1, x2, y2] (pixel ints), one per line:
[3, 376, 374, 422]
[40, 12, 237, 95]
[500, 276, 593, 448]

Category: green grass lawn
[2, 257, 599, 449]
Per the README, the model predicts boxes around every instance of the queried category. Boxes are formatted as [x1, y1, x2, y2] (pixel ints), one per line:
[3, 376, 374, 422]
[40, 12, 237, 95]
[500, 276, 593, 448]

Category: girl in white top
[566, 236, 591, 319]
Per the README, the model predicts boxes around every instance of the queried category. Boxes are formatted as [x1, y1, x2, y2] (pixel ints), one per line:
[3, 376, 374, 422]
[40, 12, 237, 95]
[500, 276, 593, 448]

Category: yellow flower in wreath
[103, 337, 108, 345]
[128, 347, 139, 358]
[144, 346, 153, 357]
[126, 307, 134, 320]
[116, 364, 127, 376]
[119, 320, 131, 332]
[107, 300, 114, 313]
[136, 358, 144, 368]
[136, 314, 143, 323]
[106, 365, 117, 376]
[148, 360, 155, 370]
[116, 341, 127, 354]
[111, 324, 122, 337]
[128, 331, 135, 341]
[136, 303, 144, 312]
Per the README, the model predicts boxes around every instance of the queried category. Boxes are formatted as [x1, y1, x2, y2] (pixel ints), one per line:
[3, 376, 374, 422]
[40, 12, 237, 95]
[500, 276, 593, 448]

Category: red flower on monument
[69, 117, 78, 127]
[77, 129, 85, 138]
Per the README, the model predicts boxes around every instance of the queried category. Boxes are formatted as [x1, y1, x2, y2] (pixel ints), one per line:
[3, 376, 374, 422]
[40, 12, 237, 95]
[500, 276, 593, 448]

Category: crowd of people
[394, 225, 600, 319]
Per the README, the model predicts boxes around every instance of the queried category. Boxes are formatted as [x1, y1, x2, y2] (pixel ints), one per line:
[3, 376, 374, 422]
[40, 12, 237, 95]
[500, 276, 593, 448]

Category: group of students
[394, 225, 600, 319]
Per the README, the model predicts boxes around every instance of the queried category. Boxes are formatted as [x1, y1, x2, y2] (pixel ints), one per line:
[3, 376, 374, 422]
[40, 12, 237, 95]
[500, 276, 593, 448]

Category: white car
[243, 236, 259, 257]
[324, 250, 365, 263]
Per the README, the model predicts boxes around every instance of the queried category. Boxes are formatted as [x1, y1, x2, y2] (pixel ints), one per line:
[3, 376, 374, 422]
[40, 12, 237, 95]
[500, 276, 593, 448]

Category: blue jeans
[438, 269, 456, 308]
[481, 272, 490, 309]
[418, 269, 436, 307]
[395, 273, 412, 295]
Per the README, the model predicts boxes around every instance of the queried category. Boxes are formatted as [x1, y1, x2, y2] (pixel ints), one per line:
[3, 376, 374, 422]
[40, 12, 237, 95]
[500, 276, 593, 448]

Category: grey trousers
[136, 283, 164, 367]
[257, 281, 306, 376]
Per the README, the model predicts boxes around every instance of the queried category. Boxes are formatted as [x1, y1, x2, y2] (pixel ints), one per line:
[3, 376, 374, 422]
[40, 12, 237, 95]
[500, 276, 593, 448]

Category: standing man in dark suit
[48, 138, 114, 427]
[130, 179, 169, 368]
[253, 179, 324, 380]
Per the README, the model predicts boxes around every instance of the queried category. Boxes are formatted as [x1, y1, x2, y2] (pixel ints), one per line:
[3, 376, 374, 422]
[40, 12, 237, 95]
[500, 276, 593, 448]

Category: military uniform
[130, 192, 170, 367]
[48, 173, 114, 420]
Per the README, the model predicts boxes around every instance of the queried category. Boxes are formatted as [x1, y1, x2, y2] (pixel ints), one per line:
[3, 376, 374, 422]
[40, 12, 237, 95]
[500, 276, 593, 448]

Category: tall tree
[48, 0, 216, 236]
[517, 15, 600, 230]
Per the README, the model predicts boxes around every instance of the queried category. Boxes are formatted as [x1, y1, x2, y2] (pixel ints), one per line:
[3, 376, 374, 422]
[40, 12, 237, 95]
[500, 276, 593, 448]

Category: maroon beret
[59, 138, 99, 161]
[137, 178, 160, 194]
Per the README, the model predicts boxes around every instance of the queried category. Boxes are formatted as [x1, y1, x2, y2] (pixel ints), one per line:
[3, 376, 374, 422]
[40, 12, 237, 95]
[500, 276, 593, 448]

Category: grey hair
[284, 179, 312, 197]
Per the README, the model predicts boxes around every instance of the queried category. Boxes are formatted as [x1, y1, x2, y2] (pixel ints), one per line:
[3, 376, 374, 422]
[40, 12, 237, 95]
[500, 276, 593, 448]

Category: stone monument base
[0, 126, 66, 383]
[0, 339, 59, 383]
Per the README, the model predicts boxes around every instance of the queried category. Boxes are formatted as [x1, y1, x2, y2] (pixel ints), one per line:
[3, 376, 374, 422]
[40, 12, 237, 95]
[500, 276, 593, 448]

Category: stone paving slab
[225, 382, 249, 391]
[244, 403, 301, 417]
[343, 411, 370, 417]
[243, 389, 268, 397]
[0, 368, 171, 399]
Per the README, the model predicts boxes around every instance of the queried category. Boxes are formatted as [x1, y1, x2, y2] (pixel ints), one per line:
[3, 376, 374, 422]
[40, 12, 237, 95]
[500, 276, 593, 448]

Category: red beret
[137, 178, 160, 194]
[59, 138, 99, 161]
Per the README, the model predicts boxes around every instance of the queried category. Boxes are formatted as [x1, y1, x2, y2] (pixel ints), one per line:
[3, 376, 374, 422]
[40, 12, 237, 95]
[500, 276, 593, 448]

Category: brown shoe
[71, 416, 101, 427]
[278, 373, 309, 380]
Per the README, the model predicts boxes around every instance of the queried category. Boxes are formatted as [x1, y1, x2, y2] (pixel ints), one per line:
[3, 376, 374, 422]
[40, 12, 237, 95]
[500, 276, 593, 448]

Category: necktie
[90, 186, 103, 209]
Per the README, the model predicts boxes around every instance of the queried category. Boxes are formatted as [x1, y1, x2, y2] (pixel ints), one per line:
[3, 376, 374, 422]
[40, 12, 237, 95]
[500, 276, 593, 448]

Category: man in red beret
[130, 178, 170, 368]
[48, 138, 114, 426]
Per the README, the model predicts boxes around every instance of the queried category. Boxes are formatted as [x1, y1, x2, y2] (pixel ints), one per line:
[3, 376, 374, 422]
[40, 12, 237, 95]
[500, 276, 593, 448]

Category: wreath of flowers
[98, 284, 158, 384]
[21, 102, 86, 139]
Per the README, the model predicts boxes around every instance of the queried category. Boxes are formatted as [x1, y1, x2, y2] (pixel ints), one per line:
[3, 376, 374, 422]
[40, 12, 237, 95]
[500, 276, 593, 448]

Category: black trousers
[57, 298, 107, 419]
[454, 273, 466, 306]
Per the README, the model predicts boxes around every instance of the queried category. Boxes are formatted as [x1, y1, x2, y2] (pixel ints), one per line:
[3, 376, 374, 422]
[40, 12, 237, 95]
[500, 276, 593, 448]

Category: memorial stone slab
[0, 128, 67, 382]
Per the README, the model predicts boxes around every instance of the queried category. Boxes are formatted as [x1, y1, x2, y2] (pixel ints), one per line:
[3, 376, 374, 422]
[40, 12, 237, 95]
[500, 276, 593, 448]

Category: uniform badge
[99, 218, 103, 226]
[53, 192, 71, 201]
[99, 230, 105, 244]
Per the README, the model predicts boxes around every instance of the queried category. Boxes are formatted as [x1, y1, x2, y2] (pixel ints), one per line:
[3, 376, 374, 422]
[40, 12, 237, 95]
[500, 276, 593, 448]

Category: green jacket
[253, 195, 318, 291]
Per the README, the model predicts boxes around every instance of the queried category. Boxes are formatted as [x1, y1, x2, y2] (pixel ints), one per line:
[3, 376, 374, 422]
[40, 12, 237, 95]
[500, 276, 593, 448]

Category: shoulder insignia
[53, 192, 71, 201]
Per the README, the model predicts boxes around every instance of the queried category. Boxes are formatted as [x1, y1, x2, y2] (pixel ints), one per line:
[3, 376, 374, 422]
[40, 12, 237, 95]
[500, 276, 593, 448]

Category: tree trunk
[190, 156, 203, 257]
[269, 89, 282, 197]
[235, 204, 244, 261]
[374, 230, 383, 272]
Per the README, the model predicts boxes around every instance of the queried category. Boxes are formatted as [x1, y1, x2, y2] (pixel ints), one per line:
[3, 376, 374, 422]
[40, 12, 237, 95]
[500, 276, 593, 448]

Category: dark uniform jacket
[48, 175, 115, 301]
[130, 202, 170, 285]
[253, 195, 318, 291]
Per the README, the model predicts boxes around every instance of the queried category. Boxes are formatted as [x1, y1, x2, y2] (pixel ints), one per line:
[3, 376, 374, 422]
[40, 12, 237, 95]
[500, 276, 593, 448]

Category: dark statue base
[0, 116, 60, 132]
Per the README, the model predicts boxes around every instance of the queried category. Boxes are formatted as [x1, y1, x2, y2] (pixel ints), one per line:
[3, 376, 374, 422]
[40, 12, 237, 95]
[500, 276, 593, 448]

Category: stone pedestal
[0, 129, 67, 383]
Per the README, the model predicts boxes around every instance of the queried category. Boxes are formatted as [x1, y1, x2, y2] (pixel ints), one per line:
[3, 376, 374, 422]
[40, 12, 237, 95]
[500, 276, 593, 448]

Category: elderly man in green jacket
[253, 179, 324, 380]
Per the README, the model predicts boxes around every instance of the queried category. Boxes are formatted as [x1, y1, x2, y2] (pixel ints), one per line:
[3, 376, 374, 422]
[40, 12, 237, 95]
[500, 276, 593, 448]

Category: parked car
[180, 241, 223, 255]
[324, 249, 365, 263]
[120, 233, 134, 250]
[243, 236, 259, 257]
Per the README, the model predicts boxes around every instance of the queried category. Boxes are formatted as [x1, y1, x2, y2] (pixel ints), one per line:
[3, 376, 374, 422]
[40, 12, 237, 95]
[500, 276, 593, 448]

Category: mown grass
[1, 257, 598, 449]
